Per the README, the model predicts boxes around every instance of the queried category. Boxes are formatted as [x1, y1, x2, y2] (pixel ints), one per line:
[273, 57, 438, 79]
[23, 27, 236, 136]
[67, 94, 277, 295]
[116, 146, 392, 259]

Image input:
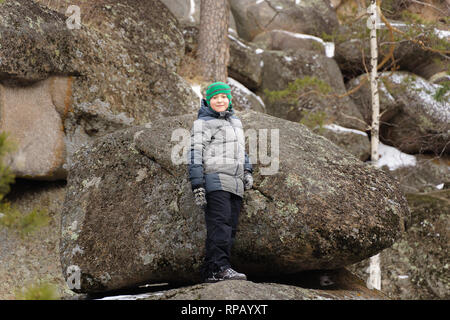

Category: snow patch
[378, 81, 395, 102]
[386, 72, 450, 124]
[97, 292, 162, 300]
[228, 34, 251, 50]
[323, 124, 368, 136]
[273, 30, 335, 58]
[324, 42, 335, 58]
[254, 94, 266, 108]
[191, 84, 203, 102]
[228, 77, 266, 110]
[188, 0, 195, 23]
[228, 77, 251, 95]
[377, 142, 417, 171]
[228, 28, 238, 36]
[435, 29, 450, 39]
[378, 22, 450, 40]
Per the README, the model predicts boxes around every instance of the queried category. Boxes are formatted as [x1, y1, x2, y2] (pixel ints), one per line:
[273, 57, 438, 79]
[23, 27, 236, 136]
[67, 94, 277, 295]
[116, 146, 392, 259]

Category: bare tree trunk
[367, 0, 381, 291]
[197, 0, 229, 82]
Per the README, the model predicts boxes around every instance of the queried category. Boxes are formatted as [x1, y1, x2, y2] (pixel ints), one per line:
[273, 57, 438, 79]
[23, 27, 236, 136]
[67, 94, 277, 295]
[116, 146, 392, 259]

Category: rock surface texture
[142, 269, 388, 300]
[60, 110, 410, 293]
[0, 0, 198, 180]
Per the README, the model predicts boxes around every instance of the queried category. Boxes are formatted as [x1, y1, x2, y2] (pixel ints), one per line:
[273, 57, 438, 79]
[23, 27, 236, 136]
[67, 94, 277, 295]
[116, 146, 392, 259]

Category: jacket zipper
[229, 118, 240, 194]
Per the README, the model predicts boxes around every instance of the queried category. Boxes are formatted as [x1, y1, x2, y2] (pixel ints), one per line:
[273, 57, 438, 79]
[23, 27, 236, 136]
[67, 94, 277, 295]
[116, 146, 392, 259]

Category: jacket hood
[198, 99, 234, 119]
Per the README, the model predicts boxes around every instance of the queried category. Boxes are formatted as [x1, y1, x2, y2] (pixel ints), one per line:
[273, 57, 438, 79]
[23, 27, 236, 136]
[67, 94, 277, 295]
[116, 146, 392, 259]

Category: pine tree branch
[409, 0, 448, 15]
[379, 9, 450, 55]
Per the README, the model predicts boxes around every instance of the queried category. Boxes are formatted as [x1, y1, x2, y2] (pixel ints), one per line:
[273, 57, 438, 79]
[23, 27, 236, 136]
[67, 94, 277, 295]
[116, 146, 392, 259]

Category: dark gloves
[193, 187, 207, 209]
[243, 171, 253, 190]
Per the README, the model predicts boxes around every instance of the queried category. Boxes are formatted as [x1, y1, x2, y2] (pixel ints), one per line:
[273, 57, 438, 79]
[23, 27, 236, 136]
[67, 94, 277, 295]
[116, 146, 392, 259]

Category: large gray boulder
[0, 180, 69, 299]
[160, 0, 201, 27]
[229, 0, 338, 41]
[333, 22, 449, 81]
[259, 49, 367, 131]
[0, 77, 68, 180]
[227, 78, 266, 113]
[143, 269, 387, 300]
[35, 0, 185, 73]
[319, 125, 371, 161]
[252, 29, 334, 57]
[383, 154, 450, 194]
[228, 30, 265, 90]
[227, 30, 367, 133]
[0, 0, 198, 180]
[348, 72, 450, 155]
[350, 189, 450, 300]
[60, 110, 410, 293]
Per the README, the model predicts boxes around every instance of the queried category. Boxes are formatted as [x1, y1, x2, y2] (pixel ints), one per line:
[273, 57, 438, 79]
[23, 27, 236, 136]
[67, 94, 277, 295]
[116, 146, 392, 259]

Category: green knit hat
[205, 82, 233, 110]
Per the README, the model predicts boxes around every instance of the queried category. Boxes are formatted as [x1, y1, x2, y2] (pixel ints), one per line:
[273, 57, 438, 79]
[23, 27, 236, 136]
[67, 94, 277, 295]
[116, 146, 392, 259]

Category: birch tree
[197, 0, 230, 82]
[366, 0, 382, 291]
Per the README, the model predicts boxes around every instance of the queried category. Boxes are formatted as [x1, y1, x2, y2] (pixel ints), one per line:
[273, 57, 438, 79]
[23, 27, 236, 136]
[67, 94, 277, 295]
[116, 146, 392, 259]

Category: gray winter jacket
[188, 99, 252, 198]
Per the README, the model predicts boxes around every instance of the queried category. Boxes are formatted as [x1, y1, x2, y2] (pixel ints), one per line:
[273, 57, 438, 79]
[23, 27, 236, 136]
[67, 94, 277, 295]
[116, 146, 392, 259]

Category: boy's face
[209, 93, 229, 112]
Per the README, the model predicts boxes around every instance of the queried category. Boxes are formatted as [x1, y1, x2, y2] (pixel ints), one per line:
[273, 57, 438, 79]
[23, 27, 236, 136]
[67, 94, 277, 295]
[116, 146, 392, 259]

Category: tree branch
[379, 9, 450, 55]
[409, 0, 448, 15]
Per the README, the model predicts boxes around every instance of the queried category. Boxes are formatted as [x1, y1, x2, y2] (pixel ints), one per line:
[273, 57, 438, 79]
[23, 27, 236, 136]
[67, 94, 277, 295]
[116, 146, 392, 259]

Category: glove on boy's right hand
[243, 171, 253, 190]
[193, 187, 207, 209]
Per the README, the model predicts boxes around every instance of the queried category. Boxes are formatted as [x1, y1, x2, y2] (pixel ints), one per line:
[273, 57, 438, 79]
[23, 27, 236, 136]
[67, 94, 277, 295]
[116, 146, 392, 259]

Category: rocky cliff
[0, 0, 448, 300]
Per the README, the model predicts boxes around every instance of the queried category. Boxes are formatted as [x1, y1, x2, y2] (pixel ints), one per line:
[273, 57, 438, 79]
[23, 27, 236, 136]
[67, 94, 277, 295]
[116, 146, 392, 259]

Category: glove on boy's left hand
[193, 187, 207, 209]
[243, 171, 253, 190]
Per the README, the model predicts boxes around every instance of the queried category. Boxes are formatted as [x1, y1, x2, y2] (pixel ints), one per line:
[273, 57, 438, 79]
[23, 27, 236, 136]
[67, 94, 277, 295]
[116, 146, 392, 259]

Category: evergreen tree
[197, 0, 230, 82]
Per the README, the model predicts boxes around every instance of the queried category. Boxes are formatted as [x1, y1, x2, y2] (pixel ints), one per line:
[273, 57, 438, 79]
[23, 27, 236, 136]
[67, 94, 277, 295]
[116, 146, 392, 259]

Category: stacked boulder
[0, 0, 198, 180]
[60, 110, 410, 293]
[1, 0, 446, 300]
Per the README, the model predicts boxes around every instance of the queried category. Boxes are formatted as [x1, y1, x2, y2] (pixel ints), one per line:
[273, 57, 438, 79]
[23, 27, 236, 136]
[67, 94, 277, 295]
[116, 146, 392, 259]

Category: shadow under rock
[249, 268, 365, 291]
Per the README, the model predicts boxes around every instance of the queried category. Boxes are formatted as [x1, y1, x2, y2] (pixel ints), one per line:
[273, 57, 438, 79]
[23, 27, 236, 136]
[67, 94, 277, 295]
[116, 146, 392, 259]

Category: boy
[188, 82, 253, 283]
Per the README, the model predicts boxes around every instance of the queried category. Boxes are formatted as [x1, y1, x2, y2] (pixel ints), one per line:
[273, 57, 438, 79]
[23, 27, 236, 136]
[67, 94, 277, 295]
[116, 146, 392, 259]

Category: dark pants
[203, 190, 242, 276]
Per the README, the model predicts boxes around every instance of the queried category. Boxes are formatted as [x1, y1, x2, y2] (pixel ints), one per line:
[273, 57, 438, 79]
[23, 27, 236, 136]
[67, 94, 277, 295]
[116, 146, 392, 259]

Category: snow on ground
[323, 124, 368, 136]
[227, 77, 266, 111]
[188, 0, 195, 23]
[191, 84, 203, 102]
[324, 124, 417, 171]
[273, 30, 335, 58]
[97, 292, 163, 300]
[228, 33, 252, 50]
[434, 29, 450, 39]
[227, 77, 251, 95]
[377, 142, 417, 171]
